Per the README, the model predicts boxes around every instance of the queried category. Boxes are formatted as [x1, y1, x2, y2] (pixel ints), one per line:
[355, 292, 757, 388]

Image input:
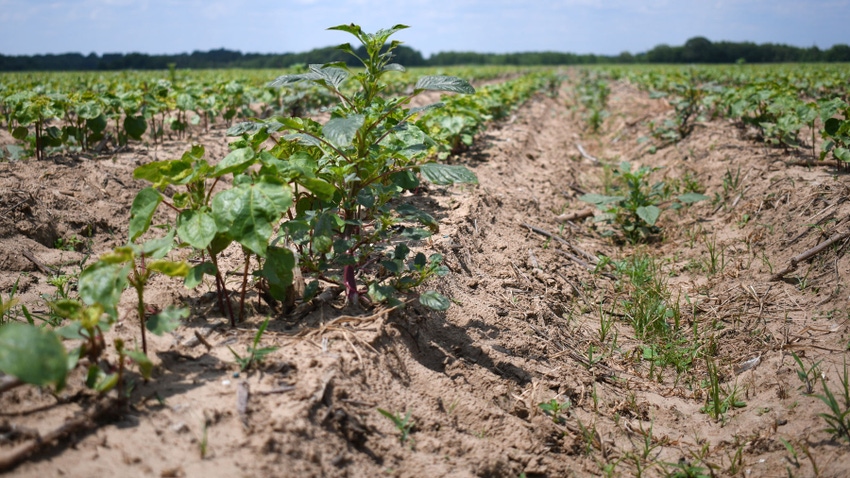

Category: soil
[1, 75, 850, 477]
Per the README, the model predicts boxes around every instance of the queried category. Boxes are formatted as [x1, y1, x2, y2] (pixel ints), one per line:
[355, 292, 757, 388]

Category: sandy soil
[1, 76, 849, 477]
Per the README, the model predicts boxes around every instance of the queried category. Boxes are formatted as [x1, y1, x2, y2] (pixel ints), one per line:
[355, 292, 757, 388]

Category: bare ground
[1, 77, 849, 477]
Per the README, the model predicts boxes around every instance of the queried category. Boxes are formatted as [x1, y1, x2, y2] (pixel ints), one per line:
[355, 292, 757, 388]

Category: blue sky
[1, 0, 848, 57]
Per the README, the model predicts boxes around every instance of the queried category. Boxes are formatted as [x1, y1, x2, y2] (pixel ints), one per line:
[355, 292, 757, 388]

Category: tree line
[1, 37, 848, 71]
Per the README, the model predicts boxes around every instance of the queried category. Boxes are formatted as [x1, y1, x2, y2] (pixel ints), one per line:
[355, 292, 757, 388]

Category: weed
[229, 317, 277, 372]
[538, 398, 570, 424]
[760, 250, 775, 275]
[701, 358, 746, 421]
[613, 253, 676, 339]
[54, 235, 86, 252]
[0, 277, 22, 325]
[721, 166, 742, 199]
[598, 307, 616, 344]
[780, 437, 799, 468]
[702, 234, 727, 276]
[814, 360, 850, 442]
[665, 460, 711, 478]
[377, 408, 414, 445]
[725, 442, 745, 475]
[200, 418, 210, 459]
[790, 352, 821, 394]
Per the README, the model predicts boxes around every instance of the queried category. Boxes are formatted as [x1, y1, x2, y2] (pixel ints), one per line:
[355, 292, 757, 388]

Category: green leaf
[368, 283, 396, 303]
[98, 246, 134, 264]
[129, 187, 163, 242]
[123, 115, 147, 140]
[390, 170, 419, 190]
[824, 117, 841, 136]
[323, 115, 364, 148]
[146, 306, 188, 336]
[77, 101, 102, 120]
[307, 65, 350, 89]
[133, 158, 193, 188]
[257, 246, 295, 301]
[419, 163, 478, 185]
[12, 126, 28, 140]
[55, 322, 87, 340]
[415, 76, 475, 95]
[636, 205, 661, 226]
[226, 121, 262, 136]
[419, 290, 451, 311]
[0, 323, 68, 391]
[94, 372, 119, 393]
[213, 147, 255, 177]
[177, 209, 217, 250]
[49, 299, 83, 319]
[298, 177, 336, 201]
[140, 229, 176, 259]
[211, 177, 293, 256]
[184, 262, 217, 289]
[86, 114, 107, 134]
[78, 262, 129, 313]
[383, 63, 405, 72]
[397, 203, 438, 232]
[4, 144, 27, 160]
[125, 350, 154, 379]
[146, 260, 189, 277]
[269, 65, 349, 90]
[579, 193, 624, 205]
[677, 193, 709, 204]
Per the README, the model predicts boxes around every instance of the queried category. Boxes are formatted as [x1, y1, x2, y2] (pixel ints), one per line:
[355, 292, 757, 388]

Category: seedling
[790, 352, 821, 395]
[581, 161, 706, 243]
[377, 408, 414, 445]
[0, 277, 21, 325]
[702, 234, 726, 276]
[229, 317, 277, 372]
[700, 358, 746, 421]
[780, 438, 799, 468]
[815, 359, 850, 442]
[538, 398, 570, 424]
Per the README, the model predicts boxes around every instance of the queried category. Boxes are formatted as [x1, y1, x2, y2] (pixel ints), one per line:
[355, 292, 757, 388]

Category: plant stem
[239, 252, 250, 322]
[134, 279, 147, 355]
[208, 250, 235, 326]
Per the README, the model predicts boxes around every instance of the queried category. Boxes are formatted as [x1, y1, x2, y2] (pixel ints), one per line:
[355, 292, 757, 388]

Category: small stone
[170, 422, 189, 433]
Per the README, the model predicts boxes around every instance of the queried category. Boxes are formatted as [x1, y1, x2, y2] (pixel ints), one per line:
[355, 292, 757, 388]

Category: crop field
[1, 26, 850, 477]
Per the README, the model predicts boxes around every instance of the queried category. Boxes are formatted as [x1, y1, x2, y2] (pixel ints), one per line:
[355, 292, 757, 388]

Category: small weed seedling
[229, 317, 277, 372]
[701, 358, 746, 422]
[377, 408, 414, 445]
[790, 352, 821, 394]
[538, 398, 571, 424]
[780, 437, 800, 468]
[0, 278, 21, 325]
[815, 360, 850, 442]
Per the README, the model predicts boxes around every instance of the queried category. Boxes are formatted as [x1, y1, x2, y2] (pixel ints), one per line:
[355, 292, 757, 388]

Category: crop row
[0, 65, 531, 161]
[603, 64, 850, 163]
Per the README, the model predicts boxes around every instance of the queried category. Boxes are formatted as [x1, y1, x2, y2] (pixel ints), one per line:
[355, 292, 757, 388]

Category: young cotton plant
[581, 161, 707, 243]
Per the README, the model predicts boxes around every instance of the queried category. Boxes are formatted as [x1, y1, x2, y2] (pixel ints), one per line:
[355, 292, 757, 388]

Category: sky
[1, 0, 848, 57]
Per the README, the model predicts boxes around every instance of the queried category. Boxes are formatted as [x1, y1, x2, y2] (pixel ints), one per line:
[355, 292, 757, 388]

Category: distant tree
[682, 37, 715, 62]
[826, 44, 850, 61]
